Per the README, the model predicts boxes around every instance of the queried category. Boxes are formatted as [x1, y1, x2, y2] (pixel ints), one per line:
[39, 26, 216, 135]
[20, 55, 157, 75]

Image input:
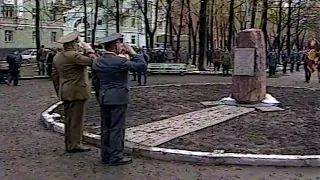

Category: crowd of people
[267, 44, 320, 83]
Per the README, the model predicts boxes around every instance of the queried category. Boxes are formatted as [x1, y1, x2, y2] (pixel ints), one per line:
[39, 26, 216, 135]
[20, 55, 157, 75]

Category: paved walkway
[0, 73, 320, 180]
[126, 105, 254, 147]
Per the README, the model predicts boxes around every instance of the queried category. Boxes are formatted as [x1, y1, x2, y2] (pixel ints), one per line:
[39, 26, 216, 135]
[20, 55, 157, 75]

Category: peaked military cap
[57, 31, 80, 44]
[98, 33, 122, 44]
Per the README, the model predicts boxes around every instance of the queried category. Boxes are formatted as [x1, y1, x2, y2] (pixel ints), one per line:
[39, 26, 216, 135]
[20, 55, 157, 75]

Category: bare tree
[227, 0, 234, 51]
[92, 0, 99, 45]
[83, 0, 88, 42]
[251, 0, 258, 28]
[35, 0, 41, 73]
[174, 0, 186, 61]
[135, 0, 160, 48]
[198, 0, 208, 70]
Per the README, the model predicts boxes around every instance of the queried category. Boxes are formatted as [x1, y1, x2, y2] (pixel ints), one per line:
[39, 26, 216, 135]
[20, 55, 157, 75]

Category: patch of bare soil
[54, 85, 229, 134]
[161, 86, 320, 155]
[55, 84, 320, 155]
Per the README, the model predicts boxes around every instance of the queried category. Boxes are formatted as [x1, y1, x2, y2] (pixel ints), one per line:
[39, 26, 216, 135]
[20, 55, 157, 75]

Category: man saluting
[52, 31, 98, 153]
[92, 33, 147, 166]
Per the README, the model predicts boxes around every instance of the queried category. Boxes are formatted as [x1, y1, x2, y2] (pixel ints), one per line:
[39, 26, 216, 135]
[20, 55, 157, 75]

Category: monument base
[220, 93, 280, 108]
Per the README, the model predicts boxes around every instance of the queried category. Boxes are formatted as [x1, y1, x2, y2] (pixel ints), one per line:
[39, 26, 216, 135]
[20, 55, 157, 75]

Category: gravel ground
[1, 72, 320, 179]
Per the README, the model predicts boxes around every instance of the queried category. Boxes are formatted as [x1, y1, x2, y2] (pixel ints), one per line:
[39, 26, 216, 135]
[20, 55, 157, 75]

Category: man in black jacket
[6, 50, 22, 86]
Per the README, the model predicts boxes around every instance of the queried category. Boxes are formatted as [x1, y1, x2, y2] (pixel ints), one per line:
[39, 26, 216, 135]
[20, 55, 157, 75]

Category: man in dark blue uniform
[92, 33, 147, 166]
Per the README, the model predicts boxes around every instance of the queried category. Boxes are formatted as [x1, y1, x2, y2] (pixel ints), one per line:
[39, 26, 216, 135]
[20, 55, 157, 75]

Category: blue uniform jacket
[92, 53, 147, 105]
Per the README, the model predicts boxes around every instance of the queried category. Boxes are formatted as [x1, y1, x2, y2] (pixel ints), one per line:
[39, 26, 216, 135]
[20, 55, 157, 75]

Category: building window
[1, 5, 14, 17]
[131, 17, 136, 27]
[32, 31, 36, 43]
[5, 30, 13, 42]
[51, 32, 57, 42]
[32, 8, 36, 19]
[98, 19, 102, 25]
[131, 35, 136, 44]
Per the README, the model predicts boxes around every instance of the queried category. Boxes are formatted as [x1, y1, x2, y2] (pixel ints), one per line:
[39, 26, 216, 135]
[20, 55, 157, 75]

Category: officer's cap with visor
[98, 33, 123, 49]
[57, 31, 80, 44]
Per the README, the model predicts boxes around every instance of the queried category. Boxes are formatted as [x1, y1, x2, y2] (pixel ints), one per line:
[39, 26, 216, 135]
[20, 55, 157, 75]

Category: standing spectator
[290, 50, 298, 73]
[213, 49, 221, 72]
[38, 45, 47, 75]
[222, 49, 231, 76]
[282, 50, 289, 74]
[178, 47, 189, 64]
[6, 50, 22, 86]
[46, 49, 57, 78]
[268, 50, 278, 77]
[206, 49, 214, 67]
[137, 50, 149, 86]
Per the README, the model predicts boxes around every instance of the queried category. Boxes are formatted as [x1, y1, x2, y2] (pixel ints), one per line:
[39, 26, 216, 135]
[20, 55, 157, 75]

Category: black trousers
[100, 105, 127, 162]
[283, 61, 288, 74]
[47, 63, 53, 77]
[214, 62, 221, 71]
[132, 71, 137, 81]
[296, 62, 301, 72]
[38, 61, 45, 75]
[137, 71, 147, 85]
[9, 70, 20, 85]
[269, 66, 276, 76]
[222, 65, 229, 75]
[290, 62, 295, 73]
[304, 66, 311, 82]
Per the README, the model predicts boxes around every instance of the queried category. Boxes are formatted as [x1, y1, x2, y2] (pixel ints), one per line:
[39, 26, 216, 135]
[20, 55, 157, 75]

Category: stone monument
[231, 29, 267, 104]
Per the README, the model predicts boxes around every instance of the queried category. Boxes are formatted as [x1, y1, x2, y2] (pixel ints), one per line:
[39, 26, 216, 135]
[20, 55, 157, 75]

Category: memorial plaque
[234, 48, 255, 76]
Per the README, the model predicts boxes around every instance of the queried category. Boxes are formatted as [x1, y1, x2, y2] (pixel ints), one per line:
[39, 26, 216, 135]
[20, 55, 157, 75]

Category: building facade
[0, 0, 65, 57]
[64, 0, 166, 48]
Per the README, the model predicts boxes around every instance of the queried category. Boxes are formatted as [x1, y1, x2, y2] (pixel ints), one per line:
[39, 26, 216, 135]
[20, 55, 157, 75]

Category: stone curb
[42, 84, 320, 167]
[21, 76, 50, 80]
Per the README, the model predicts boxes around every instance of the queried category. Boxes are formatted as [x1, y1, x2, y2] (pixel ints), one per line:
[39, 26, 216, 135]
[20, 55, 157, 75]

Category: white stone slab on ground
[255, 106, 285, 112]
[125, 105, 255, 147]
[200, 101, 224, 106]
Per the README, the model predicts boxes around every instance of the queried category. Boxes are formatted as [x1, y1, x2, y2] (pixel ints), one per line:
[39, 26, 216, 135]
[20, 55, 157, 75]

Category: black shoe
[66, 146, 91, 153]
[103, 157, 132, 166]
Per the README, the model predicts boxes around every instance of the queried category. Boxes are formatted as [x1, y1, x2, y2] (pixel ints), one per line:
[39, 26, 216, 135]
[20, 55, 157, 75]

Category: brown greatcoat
[52, 47, 93, 101]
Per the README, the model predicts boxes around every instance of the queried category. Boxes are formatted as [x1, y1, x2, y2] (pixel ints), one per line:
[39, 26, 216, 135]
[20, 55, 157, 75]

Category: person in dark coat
[6, 50, 22, 86]
[46, 49, 57, 78]
[92, 33, 147, 166]
[137, 49, 149, 86]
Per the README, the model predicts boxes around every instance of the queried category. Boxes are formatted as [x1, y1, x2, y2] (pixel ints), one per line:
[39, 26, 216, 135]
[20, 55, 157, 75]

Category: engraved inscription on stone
[125, 105, 255, 147]
[234, 48, 255, 76]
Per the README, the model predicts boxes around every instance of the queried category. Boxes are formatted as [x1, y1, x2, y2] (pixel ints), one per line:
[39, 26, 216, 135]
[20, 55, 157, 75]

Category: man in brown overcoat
[52, 31, 97, 153]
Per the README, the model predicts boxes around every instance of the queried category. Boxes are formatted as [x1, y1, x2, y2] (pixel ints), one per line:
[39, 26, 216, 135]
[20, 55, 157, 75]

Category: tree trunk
[198, 0, 208, 71]
[286, 0, 292, 54]
[251, 0, 258, 28]
[83, 0, 88, 42]
[144, 0, 149, 48]
[35, 0, 41, 73]
[175, 0, 185, 61]
[277, 0, 283, 56]
[116, 0, 120, 33]
[261, 0, 268, 52]
[227, 0, 234, 51]
[187, 0, 194, 61]
[164, 1, 170, 50]
[192, 35, 197, 65]
[92, 0, 99, 45]
[210, 0, 214, 50]
[295, 0, 302, 50]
